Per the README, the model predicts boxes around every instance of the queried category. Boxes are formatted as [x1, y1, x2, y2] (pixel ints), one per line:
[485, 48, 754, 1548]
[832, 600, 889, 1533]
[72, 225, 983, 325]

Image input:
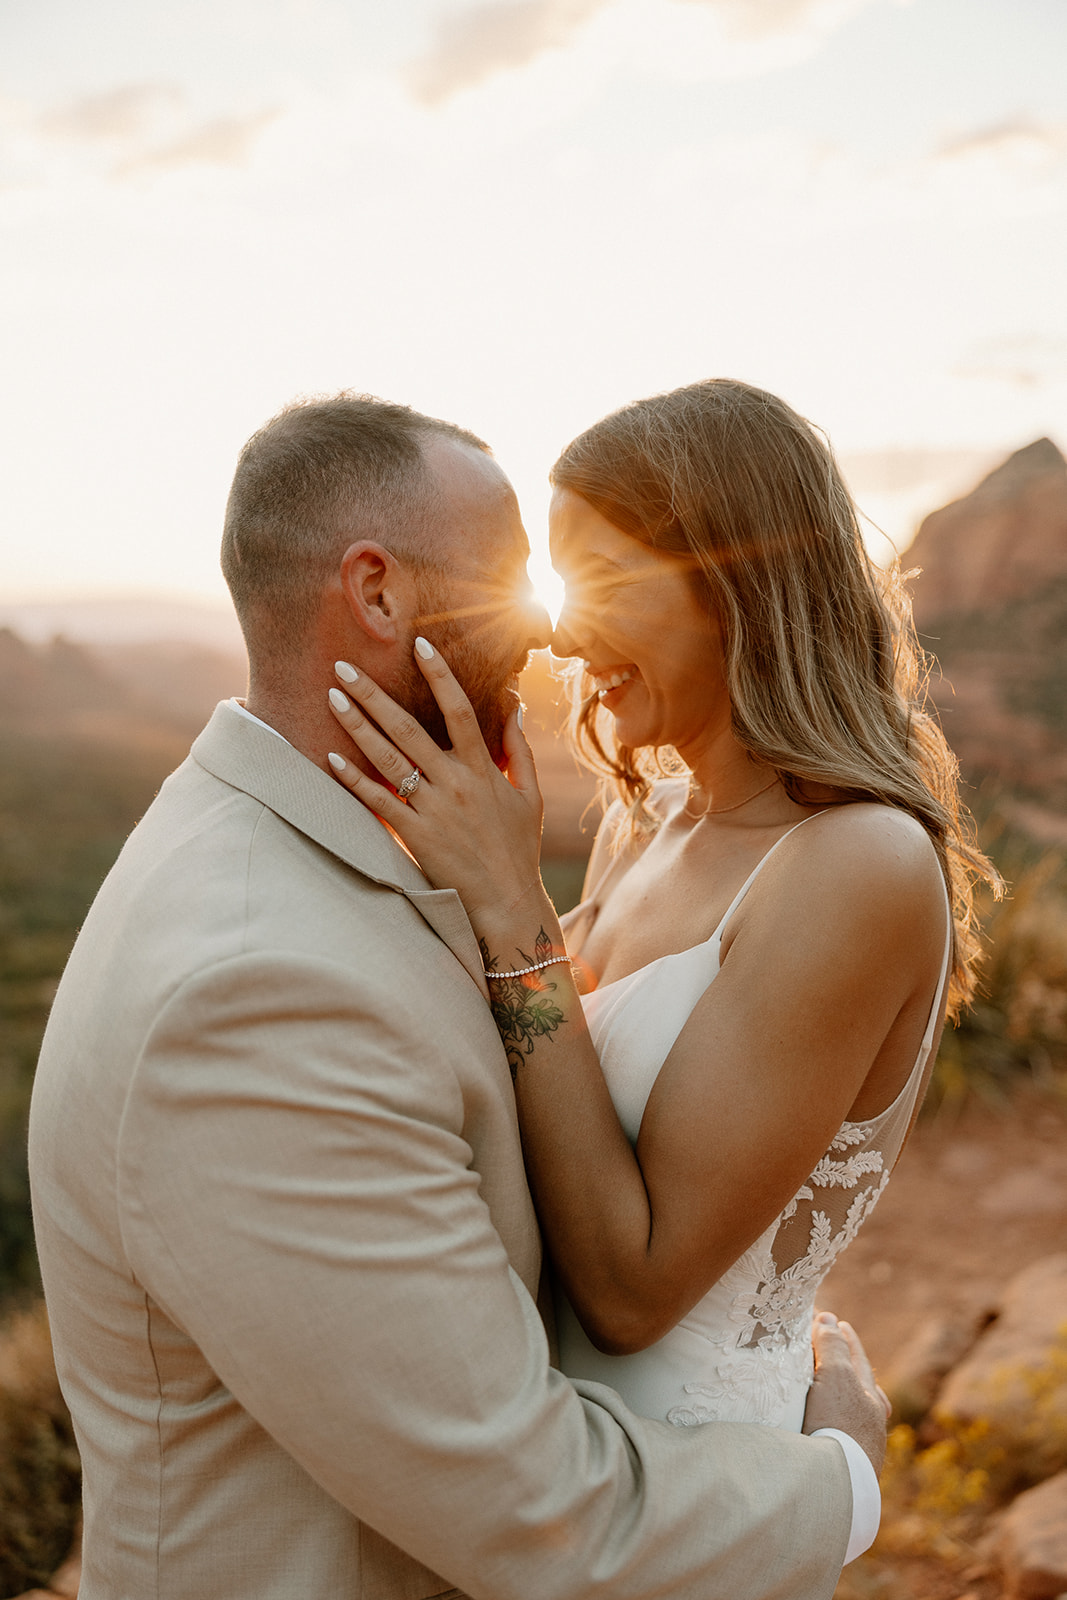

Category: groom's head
[221, 394, 549, 755]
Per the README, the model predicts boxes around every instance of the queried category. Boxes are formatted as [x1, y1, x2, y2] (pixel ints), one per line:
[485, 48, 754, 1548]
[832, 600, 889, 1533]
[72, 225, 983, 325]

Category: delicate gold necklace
[683, 774, 778, 821]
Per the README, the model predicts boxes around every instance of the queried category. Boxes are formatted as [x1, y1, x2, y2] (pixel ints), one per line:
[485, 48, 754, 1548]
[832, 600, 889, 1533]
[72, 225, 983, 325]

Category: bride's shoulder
[778, 802, 945, 920]
[725, 804, 947, 982]
[803, 801, 938, 865]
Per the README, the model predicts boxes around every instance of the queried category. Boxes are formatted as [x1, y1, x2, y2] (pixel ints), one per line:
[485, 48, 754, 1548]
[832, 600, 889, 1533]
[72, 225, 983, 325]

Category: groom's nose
[522, 593, 552, 653]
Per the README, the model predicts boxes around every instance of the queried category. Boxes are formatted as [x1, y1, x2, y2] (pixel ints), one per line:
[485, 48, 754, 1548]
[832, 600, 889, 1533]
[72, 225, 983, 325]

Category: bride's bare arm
[326, 645, 945, 1355]
[482, 812, 941, 1354]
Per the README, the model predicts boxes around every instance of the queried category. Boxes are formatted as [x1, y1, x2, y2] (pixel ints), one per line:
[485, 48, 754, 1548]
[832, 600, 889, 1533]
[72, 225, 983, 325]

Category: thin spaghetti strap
[709, 810, 829, 941]
[920, 875, 954, 1051]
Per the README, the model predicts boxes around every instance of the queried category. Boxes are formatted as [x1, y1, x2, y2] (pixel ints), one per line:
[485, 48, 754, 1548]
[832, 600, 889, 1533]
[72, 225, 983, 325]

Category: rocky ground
[824, 1084, 1067, 1600]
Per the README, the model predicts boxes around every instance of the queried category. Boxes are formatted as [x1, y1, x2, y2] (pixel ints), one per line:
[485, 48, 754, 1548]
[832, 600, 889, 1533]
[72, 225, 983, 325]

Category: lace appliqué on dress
[665, 1123, 892, 1428]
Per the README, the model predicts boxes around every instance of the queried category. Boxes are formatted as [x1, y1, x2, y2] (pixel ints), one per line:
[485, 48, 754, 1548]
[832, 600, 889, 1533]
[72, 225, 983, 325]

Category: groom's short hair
[221, 393, 490, 646]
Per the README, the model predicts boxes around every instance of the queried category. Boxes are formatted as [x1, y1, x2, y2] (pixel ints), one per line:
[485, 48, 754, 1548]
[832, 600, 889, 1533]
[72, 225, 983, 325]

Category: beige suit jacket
[30, 701, 851, 1600]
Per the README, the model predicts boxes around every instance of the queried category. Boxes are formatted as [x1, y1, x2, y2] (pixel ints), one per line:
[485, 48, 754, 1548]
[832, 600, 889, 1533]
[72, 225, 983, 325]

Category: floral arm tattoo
[480, 928, 566, 1081]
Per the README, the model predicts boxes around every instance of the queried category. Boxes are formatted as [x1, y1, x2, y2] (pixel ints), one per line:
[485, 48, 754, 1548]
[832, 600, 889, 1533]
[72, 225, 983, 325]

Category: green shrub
[0, 1302, 80, 1596]
[930, 812, 1067, 1112]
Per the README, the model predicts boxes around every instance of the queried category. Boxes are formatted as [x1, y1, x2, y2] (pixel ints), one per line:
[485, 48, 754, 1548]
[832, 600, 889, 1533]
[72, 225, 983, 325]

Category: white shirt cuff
[811, 1428, 881, 1563]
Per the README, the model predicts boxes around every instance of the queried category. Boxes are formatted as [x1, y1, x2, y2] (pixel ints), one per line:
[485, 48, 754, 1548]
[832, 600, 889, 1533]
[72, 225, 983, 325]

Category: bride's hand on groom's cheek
[322, 643, 545, 926]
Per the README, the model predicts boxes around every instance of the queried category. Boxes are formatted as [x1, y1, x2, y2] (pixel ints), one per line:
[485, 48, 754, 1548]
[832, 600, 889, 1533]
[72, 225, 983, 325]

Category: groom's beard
[389, 571, 526, 763]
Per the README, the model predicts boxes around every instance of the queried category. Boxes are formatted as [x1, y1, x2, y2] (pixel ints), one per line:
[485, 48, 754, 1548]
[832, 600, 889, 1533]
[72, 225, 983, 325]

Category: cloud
[407, 0, 607, 105]
[935, 117, 1067, 162]
[406, 0, 895, 104]
[116, 110, 279, 175]
[674, 0, 882, 41]
[4, 86, 280, 190]
[38, 84, 182, 143]
[952, 333, 1067, 390]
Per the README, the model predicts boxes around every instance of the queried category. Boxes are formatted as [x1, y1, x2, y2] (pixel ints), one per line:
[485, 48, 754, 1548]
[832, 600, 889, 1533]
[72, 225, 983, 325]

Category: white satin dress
[557, 815, 951, 1431]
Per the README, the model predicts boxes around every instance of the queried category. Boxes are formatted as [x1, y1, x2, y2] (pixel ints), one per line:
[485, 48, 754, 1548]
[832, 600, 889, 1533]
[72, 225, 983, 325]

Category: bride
[325, 377, 999, 1431]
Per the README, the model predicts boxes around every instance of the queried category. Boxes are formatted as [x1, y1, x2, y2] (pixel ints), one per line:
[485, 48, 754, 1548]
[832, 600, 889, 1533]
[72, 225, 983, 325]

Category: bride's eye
[569, 559, 620, 602]
[561, 575, 616, 629]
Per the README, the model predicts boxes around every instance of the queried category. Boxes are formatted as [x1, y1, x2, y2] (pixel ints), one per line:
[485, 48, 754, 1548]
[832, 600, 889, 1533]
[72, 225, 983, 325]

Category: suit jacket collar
[192, 701, 489, 997]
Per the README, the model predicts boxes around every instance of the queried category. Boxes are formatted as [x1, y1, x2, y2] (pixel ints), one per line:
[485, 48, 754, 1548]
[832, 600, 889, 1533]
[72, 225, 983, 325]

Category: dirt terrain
[821, 1086, 1067, 1598]
[820, 1084, 1067, 1379]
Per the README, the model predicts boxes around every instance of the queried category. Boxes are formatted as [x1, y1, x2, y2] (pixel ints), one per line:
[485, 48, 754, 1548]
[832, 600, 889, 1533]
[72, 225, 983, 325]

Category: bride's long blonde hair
[550, 377, 1001, 1017]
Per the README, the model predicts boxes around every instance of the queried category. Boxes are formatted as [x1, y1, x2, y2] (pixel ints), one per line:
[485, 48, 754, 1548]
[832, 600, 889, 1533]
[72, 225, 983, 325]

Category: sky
[1, 0, 1065, 618]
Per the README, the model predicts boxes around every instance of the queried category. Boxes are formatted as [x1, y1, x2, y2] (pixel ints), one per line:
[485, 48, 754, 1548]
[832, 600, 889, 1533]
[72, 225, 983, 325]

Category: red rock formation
[908, 438, 1067, 629]
[993, 1468, 1067, 1599]
[902, 438, 1067, 819]
[933, 1253, 1067, 1443]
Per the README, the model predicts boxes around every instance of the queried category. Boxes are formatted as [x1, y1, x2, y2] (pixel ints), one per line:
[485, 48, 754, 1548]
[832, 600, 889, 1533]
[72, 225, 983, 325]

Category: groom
[30, 394, 883, 1600]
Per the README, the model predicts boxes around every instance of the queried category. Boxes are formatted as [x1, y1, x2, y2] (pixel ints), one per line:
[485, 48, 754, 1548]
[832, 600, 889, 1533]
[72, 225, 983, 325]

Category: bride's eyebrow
[562, 549, 627, 576]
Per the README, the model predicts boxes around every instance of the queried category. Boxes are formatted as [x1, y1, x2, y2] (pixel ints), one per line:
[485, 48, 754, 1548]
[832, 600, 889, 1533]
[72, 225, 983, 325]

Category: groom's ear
[339, 541, 413, 644]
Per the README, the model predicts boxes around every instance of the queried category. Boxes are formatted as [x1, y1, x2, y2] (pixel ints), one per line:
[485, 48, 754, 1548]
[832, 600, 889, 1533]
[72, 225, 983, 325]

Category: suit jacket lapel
[191, 702, 490, 998]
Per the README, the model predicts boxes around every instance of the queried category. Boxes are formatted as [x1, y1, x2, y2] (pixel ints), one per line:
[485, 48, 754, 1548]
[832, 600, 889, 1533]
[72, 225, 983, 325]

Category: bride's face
[548, 487, 730, 762]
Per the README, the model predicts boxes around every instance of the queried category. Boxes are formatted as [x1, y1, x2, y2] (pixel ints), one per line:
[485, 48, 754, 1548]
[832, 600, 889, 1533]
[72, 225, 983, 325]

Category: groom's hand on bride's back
[804, 1311, 889, 1473]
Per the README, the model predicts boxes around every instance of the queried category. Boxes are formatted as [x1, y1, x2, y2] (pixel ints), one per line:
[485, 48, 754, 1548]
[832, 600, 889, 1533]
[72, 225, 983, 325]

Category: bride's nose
[550, 615, 580, 659]
[550, 594, 583, 660]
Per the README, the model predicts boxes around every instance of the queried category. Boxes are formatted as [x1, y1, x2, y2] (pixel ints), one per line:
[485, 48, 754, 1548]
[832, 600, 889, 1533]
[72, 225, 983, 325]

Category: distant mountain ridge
[908, 438, 1067, 625]
[0, 595, 243, 652]
[906, 438, 1067, 834]
[0, 628, 247, 743]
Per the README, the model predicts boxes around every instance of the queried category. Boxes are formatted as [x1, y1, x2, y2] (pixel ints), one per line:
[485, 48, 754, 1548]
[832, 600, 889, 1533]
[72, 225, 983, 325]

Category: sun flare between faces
[527, 546, 564, 629]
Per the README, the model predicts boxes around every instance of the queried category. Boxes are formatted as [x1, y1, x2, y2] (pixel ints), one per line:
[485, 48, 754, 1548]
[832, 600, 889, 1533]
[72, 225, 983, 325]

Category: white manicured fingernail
[414, 636, 434, 660]
[329, 687, 350, 712]
[335, 660, 358, 683]
[327, 752, 346, 771]
[517, 703, 525, 731]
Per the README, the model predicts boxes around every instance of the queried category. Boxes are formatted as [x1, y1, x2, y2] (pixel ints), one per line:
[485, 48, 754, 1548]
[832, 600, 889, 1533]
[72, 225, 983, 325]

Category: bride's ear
[339, 541, 412, 644]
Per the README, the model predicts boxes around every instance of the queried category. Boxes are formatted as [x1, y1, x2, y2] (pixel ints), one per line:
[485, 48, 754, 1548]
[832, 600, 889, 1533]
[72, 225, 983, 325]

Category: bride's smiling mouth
[586, 664, 638, 703]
